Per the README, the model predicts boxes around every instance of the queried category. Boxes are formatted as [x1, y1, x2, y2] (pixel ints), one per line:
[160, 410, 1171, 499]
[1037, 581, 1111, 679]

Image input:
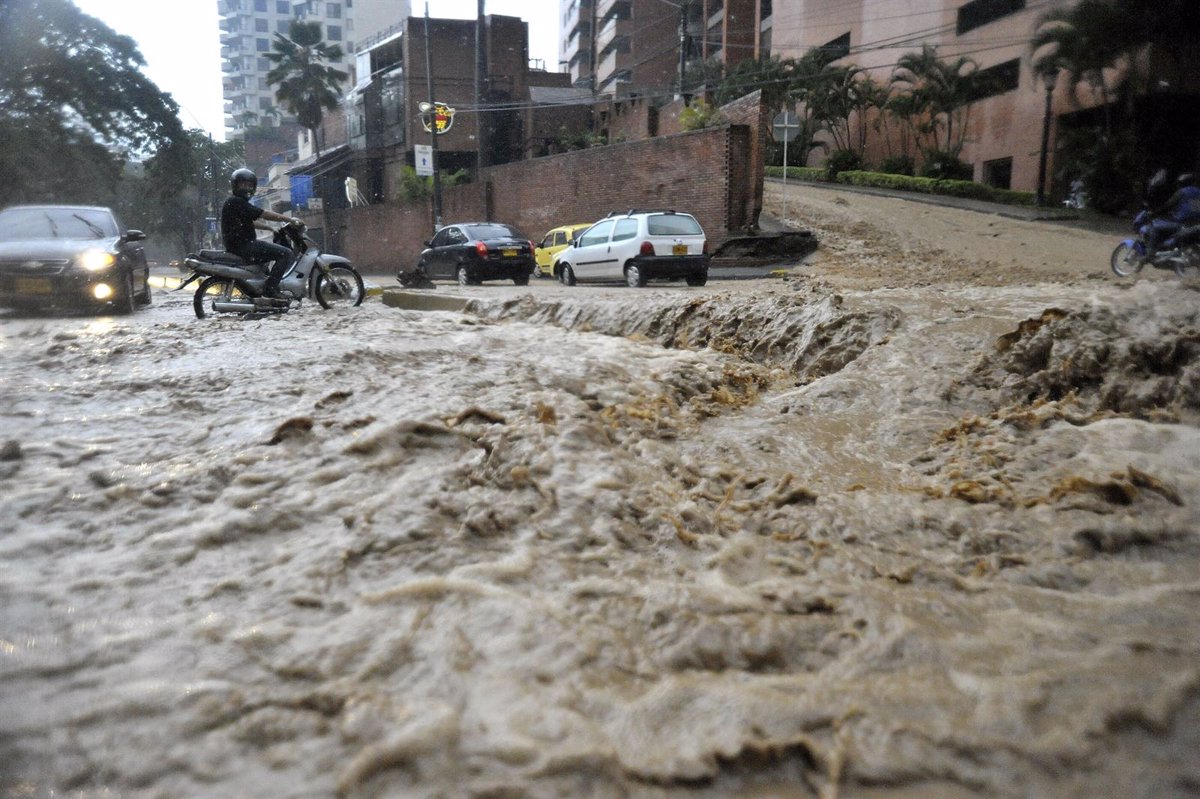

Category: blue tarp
[290, 175, 314, 209]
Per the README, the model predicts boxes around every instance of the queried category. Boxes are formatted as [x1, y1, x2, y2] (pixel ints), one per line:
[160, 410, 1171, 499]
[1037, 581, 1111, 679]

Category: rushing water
[2, 277, 1198, 798]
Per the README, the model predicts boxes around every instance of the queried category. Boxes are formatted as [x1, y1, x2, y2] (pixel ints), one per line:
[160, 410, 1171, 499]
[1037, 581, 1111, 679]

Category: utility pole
[423, 3, 443, 232]
[475, 0, 486, 211]
[677, 1, 688, 100]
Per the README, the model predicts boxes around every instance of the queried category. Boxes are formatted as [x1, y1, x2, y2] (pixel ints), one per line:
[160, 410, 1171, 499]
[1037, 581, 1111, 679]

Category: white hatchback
[552, 209, 709, 287]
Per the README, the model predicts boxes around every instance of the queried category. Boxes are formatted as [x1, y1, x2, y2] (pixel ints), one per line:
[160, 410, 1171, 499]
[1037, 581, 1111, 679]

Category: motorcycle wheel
[194, 276, 250, 319]
[1174, 247, 1200, 279]
[315, 265, 365, 309]
[1110, 242, 1144, 278]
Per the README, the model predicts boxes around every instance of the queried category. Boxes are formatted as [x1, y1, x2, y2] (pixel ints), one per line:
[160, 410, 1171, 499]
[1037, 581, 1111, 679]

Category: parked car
[0, 205, 151, 314]
[552, 209, 708, 288]
[534, 223, 592, 277]
[412, 222, 536, 286]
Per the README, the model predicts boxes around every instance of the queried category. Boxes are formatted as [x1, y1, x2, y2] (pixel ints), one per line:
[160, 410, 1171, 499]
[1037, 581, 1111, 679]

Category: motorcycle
[1110, 209, 1200, 279]
[181, 223, 365, 318]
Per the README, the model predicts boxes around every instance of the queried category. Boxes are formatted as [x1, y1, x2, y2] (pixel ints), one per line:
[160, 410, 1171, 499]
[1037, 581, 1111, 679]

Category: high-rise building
[218, 0, 409, 138]
[560, 0, 769, 98]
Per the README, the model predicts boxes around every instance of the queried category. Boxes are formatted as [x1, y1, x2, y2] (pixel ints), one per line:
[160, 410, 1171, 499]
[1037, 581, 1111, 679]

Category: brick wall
[332, 123, 755, 275]
[718, 90, 766, 230]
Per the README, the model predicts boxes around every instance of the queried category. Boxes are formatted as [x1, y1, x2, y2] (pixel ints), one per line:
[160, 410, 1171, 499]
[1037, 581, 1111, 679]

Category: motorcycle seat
[197, 250, 253, 266]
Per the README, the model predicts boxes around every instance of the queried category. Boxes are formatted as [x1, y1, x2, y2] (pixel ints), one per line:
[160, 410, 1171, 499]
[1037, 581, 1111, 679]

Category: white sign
[772, 111, 801, 142]
[308, 197, 323, 211]
[414, 144, 434, 177]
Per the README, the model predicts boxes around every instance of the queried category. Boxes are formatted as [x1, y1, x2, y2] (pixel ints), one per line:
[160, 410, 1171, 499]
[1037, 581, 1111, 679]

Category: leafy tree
[716, 55, 797, 112]
[265, 20, 348, 158]
[1030, 0, 1128, 135]
[891, 45, 979, 159]
[135, 130, 245, 254]
[0, 0, 184, 207]
[679, 100, 725, 131]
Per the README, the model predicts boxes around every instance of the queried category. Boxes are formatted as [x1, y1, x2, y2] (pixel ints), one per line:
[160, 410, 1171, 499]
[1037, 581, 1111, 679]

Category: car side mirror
[423, 240, 432, 247]
[122, 230, 147, 243]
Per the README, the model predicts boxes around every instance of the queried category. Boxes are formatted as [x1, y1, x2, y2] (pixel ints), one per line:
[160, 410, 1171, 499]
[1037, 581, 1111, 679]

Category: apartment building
[562, 0, 770, 98]
[218, 0, 408, 137]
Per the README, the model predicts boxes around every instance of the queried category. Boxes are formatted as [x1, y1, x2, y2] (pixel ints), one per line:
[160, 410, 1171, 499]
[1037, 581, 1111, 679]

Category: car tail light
[474, 241, 488, 258]
[528, 240, 535, 254]
[702, 240, 709, 254]
[639, 241, 655, 256]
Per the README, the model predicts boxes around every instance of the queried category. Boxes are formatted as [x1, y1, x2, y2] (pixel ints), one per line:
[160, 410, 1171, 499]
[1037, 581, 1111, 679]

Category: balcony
[597, 33, 630, 61]
[597, 0, 631, 24]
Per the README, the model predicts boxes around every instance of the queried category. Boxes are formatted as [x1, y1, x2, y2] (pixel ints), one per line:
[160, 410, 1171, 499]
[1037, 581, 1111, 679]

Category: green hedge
[766, 166, 1036, 207]
[765, 166, 830, 182]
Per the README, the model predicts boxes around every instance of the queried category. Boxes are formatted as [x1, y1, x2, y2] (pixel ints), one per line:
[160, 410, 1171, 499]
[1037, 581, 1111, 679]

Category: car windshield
[647, 214, 702, 236]
[465, 224, 523, 240]
[0, 208, 117, 241]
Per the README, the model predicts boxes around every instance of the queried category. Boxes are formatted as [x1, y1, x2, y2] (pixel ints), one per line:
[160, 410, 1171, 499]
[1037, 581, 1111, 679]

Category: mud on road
[2, 186, 1199, 798]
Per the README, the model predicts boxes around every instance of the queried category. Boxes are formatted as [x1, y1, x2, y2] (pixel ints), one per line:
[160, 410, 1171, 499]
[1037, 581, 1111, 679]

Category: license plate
[15, 277, 53, 294]
[501, 248, 518, 257]
[672, 244, 688, 255]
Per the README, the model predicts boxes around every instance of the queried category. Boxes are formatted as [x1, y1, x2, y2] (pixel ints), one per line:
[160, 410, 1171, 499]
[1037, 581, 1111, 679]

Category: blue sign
[290, 175, 314, 209]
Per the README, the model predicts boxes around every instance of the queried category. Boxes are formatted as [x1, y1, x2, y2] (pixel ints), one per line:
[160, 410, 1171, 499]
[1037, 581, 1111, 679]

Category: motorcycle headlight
[79, 250, 116, 271]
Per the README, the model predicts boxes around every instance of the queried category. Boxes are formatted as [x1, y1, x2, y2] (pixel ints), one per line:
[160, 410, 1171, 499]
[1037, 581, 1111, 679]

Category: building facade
[218, 0, 408, 138]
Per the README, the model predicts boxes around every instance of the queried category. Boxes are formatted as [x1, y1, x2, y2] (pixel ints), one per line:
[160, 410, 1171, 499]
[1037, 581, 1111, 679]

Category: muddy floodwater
[2, 190, 1199, 798]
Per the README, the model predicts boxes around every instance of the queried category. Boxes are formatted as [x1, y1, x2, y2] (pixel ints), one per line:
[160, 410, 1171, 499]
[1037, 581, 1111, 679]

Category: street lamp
[1035, 68, 1059, 206]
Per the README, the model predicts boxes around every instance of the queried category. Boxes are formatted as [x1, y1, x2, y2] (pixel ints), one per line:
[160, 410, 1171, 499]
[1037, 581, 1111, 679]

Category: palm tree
[265, 20, 347, 158]
[1030, 0, 1128, 136]
[891, 45, 979, 157]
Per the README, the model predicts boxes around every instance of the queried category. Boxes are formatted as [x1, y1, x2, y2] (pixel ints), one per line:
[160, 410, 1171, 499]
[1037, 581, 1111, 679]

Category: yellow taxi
[534, 223, 593, 277]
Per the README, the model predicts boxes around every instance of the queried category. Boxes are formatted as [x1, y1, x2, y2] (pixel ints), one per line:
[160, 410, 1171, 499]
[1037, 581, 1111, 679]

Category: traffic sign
[414, 144, 434, 177]
[773, 111, 801, 142]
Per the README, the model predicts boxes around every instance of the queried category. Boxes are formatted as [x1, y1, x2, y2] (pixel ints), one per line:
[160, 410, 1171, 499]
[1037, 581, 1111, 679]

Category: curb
[380, 289, 470, 312]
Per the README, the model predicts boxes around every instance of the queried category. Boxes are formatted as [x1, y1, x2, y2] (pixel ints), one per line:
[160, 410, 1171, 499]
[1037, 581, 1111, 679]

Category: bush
[920, 152, 973, 181]
[396, 166, 471, 204]
[825, 148, 864, 179]
[836, 170, 1035, 206]
[679, 100, 725, 131]
[766, 166, 829, 182]
[879, 155, 916, 176]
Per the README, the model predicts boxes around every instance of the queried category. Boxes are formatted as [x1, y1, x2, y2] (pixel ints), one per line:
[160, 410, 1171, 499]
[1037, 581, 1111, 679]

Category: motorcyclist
[220, 168, 302, 298]
[1146, 172, 1200, 259]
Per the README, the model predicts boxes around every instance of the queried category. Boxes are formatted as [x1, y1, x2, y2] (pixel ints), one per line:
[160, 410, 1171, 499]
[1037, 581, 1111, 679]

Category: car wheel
[625, 262, 647, 288]
[457, 265, 472, 286]
[136, 271, 153, 305]
[113, 268, 136, 314]
[560, 264, 576, 286]
[685, 271, 708, 287]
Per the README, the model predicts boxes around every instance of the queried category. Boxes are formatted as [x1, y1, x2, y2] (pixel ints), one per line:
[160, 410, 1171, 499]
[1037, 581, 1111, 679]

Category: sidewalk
[766, 177, 1129, 236]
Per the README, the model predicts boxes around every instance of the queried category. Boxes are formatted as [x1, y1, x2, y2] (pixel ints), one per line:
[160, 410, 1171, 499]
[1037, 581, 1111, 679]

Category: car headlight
[79, 250, 116, 271]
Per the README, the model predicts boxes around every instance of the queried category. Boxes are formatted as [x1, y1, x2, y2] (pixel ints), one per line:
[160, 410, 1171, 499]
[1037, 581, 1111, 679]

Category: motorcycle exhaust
[211, 301, 256, 312]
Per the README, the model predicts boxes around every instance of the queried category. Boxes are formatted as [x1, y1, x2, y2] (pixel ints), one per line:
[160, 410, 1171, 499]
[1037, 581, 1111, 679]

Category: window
[967, 58, 1020, 101]
[255, 18, 268, 31]
[983, 157, 1012, 189]
[327, 2, 341, 17]
[326, 24, 341, 40]
[957, 0, 1025, 35]
[821, 32, 850, 61]
[578, 220, 614, 248]
[258, 57, 271, 70]
[257, 38, 270, 51]
[276, 0, 289, 12]
[647, 214, 702, 236]
[554, 231, 567, 246]
[259, 97, 272, 110]
[760, 0, 772, 20]
[611, 219, 638, 242]
[277, 19, 290, 31]
[254, 0, 267, 10]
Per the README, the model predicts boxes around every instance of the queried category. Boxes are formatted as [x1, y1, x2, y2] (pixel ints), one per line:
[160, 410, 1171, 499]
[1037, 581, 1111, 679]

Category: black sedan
[0, 205, 151, 314]
[411, 222, 535, 286]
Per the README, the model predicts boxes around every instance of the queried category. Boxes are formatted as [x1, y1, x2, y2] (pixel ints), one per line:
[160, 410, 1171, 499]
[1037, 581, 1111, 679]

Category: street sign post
[772, 111, 802, 223]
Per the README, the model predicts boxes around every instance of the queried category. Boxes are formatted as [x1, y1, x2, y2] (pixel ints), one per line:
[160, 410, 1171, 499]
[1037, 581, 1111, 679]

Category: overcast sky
[71, 0, 561, 142]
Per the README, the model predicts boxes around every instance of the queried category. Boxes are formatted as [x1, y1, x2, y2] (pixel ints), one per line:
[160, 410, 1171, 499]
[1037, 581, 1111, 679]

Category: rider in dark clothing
[221, 168, 302, 297]
[1146, 172, 1200, 259]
